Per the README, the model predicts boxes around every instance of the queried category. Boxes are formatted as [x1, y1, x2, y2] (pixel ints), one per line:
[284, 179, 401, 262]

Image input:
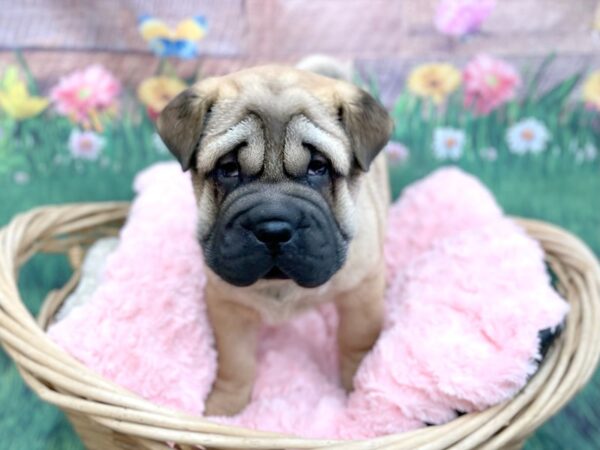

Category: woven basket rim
[0, 201, 599, 450]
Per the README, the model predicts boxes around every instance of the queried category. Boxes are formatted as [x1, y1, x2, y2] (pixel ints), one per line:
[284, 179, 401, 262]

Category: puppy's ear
[339, 89, 393, 171]
[157, 87, 215, 171]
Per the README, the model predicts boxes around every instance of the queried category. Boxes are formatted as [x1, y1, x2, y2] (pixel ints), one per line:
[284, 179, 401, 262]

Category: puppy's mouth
[263, 266, 291, 280]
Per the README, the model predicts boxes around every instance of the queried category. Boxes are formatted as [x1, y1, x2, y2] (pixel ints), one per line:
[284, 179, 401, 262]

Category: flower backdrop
[1, 1, 600, 449]
[388, 54, 597, 192]
[2, 52, 598, 200]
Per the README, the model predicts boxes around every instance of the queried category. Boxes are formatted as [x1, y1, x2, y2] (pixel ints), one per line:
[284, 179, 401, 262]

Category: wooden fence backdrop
[1, 0, 599, 103]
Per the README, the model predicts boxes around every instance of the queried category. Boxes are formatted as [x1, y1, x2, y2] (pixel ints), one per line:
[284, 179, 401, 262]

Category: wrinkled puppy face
[157, 66, 392, 288]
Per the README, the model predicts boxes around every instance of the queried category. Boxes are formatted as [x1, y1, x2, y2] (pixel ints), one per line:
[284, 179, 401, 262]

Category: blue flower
[149, 39, 199, 59]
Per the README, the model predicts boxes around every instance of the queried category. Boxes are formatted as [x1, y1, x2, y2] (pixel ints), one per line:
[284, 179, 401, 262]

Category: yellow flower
[583, 70, 600, 110]
[407, 63, 461, 104]
[137, 76, 187, 118]
[0, 66, 48, 120]
[139, 19, 172, 41]
[174, 18, 207, 41]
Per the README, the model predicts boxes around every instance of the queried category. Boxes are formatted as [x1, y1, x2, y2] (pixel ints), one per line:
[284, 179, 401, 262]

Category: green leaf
[537, 73, 583, 107]
[392, 91, 410, 121]
[523, 53, 557, 103]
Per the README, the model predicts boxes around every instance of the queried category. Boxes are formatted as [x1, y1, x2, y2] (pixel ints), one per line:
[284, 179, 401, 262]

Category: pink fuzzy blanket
[48, 163, 568, 439]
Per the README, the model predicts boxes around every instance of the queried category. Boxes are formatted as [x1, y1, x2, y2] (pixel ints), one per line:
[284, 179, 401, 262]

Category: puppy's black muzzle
[202, 183, 348, 288]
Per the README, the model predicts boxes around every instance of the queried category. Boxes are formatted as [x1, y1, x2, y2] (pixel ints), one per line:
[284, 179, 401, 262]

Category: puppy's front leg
[204, 283, 261, 416]
[335, 269, 385, 391]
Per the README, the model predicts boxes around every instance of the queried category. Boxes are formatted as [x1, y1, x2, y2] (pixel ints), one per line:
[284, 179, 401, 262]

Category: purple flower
[435, 0, 496, 37]
[385, 141, 410, 165]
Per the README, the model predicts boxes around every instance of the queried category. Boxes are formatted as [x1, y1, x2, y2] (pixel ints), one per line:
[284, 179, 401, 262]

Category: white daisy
[584, 143, 598, 161]
[506, 118, 550, 154]
[479, 147, 498, 161]
[53, 154, 66, 166]
[433, 127, 466, 160]
[13, 171, 30, 185]
[574, 143, 598, 164]
[68, 129, 105, 161]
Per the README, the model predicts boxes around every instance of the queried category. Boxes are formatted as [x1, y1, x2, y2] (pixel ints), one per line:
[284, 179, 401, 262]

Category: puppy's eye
[217, 160, 240, 178]
[307, 153, 329, 177]
[214, 153, 241, 183]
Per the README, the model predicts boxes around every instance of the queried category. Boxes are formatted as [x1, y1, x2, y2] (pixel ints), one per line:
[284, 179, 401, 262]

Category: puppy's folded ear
[339, 89, 393, 171]
[157, 87, 214, 171]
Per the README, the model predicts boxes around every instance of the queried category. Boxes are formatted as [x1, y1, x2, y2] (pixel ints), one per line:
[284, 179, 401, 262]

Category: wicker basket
[1, 202, 599, 450]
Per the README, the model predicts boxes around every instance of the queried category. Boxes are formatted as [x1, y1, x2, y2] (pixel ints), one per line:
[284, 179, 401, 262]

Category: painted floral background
[1, 0, 600, 449]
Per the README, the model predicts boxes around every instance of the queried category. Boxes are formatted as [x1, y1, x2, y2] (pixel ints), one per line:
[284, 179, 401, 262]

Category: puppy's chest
[228, 281, 334, 324]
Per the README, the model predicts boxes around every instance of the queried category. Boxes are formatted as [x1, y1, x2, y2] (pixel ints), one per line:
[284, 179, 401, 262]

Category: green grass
[1, 56, 599, 449]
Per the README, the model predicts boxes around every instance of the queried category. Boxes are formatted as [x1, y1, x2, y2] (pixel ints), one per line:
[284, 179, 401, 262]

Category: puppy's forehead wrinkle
[248, 87, 316, 118]
[207, 80, 341, 133]
[197, 115, 264, 172]
[285, 116, 350, 175]
[194, 68, 356, 181]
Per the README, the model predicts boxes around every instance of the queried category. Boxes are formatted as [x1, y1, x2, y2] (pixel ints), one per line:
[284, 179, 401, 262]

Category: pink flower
[50, 65, 121, 127]
[434, 0, 496, 37]
[463, 54, 521, 115]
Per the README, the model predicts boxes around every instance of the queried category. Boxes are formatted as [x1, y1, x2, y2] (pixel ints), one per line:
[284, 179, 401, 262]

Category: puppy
[157, 62, 393, 416]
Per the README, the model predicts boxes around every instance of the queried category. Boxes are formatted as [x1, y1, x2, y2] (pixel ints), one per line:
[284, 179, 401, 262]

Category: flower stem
[194, 59, 204, 82]
[89, 109, 103, 133]
[156, 58, 178, 77]
[163, 60, 178, 78]
[156, 58, 167, 76]
[14, 50, 40, 96]
[15, 121, 39, 175]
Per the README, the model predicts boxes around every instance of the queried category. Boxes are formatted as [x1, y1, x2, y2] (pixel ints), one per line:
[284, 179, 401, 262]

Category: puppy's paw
[204, 384, 251, 417]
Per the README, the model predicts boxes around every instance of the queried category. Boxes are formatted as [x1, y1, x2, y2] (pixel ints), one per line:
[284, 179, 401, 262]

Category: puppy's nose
[253, 220, 293, 245]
